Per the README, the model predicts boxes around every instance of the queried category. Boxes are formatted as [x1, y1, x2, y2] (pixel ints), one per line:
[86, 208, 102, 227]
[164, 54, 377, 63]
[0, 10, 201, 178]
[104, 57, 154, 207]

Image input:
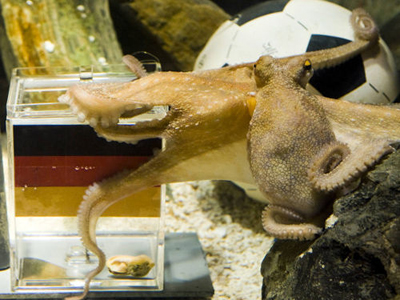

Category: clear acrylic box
[4, 63, 166, 294]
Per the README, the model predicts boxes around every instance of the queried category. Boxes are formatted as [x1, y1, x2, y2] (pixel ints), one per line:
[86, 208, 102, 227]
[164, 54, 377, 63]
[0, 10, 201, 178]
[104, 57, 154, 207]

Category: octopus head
[254, 55, 314, 89]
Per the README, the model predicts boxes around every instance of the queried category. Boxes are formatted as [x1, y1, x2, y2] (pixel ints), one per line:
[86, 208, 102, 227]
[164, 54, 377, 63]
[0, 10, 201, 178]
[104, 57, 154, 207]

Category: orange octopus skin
[59, 9, 400, 300]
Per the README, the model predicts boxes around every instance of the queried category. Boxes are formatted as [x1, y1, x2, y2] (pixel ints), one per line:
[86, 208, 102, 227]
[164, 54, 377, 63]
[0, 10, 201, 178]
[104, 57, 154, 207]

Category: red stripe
[15, 156, 150, 187]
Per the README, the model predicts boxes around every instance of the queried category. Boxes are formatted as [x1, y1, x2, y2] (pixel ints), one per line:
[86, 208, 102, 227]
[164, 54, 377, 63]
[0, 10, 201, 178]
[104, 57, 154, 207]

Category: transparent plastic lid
[7, 61, 166, 122]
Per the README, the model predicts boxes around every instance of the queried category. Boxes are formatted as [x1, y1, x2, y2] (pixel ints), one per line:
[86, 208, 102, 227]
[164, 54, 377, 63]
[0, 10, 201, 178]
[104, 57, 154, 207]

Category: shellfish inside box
[5, 65, 166, 292]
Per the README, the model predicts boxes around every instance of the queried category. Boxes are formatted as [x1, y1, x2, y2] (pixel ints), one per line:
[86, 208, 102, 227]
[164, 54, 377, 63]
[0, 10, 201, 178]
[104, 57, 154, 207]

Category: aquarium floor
[166, 182, 274, 300]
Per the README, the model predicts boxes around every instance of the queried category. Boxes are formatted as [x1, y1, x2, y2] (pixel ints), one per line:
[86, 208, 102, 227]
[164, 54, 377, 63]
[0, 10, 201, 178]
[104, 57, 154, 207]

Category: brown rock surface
[262, 149, 400, 300]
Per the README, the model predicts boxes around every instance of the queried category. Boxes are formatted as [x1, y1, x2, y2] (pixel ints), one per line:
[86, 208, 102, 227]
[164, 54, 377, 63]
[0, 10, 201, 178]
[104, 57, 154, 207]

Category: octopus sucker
[62, 82, 155, 128]
[122, 55, 148, 78]
[308, 141, 351, 192]
[61, 8, 400, 300]
[309, 140, 394, 192]
[262, 206, 322, 241]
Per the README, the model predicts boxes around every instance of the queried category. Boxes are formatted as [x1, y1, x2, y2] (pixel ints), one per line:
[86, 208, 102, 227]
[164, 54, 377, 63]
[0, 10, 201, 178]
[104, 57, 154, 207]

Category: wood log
[0, 0, 123, 79]
[116, 0, 229, 71]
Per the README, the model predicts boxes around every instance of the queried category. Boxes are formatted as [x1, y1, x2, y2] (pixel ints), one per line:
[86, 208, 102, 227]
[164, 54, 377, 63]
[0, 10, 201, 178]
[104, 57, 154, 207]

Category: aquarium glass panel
[5, 64, 165, 293]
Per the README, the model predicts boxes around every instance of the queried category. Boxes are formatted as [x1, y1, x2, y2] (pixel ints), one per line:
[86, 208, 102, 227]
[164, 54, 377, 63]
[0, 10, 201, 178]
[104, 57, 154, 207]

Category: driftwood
[0, 0, 123, 79]
[114, 0, 229, 71]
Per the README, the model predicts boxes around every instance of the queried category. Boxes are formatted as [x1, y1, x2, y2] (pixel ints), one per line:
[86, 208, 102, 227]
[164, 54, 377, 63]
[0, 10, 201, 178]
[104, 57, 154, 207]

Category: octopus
[59, 8, 400, 300]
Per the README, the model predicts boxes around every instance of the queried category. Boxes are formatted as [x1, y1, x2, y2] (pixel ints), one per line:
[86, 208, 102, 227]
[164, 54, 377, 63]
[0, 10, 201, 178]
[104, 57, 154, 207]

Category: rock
[115, 0, 229, 71]
[261, 148, 400, 300]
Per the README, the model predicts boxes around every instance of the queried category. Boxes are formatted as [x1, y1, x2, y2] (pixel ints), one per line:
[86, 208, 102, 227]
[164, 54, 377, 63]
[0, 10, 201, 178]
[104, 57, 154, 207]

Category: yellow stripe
[15, 186, 161, 217]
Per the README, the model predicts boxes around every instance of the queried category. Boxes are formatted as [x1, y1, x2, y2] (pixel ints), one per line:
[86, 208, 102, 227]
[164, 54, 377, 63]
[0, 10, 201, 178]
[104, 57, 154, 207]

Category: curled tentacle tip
[308, 141, 351, 192]
[261, 206, 321, 240]
[351, 8, 379, 42]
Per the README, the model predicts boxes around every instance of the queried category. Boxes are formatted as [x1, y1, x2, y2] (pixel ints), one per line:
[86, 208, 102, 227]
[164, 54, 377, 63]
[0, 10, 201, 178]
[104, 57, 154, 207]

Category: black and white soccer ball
[194, 0, 399, 202]
[195, 0, 399, 104]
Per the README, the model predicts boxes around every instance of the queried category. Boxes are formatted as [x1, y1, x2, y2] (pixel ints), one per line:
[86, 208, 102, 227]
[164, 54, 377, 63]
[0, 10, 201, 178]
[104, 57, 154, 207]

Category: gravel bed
[165, 181, 274, 300]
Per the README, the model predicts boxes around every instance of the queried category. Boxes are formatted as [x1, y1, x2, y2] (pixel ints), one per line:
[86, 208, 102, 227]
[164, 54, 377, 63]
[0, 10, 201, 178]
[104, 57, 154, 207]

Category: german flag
[13, 125, 162, 218]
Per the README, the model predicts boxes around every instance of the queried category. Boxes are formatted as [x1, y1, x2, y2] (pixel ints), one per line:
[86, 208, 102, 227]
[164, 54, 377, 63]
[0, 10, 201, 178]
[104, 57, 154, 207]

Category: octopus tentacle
[66, 173, 136, 300]
[59, 71, 253, 128]
[350, 8, 379, 41]
[122, 55, 148, 78]
[262, 205, 322, 241]
[93, 115, 172, 144]
[308, 141, 351, 191]
[60, 55, 153, 128]
[66, 190, 108, 300]
[66, 155, 170, 300]
[318, 96, 400, 143]
[66, 132, 254, 299]
[291, 8, 378, 70]
[199, 8, 378, 86]
[309, 140, 394, 192]
[59, 82, 154, 127]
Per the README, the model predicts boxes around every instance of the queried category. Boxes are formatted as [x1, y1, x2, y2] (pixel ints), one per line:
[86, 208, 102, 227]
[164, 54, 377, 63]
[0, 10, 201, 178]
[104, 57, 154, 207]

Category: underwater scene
[0, 1, 400, 299]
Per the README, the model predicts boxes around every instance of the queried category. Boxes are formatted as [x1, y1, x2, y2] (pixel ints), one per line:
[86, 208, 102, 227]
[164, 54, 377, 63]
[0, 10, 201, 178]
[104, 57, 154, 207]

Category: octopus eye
[298, 59, 314, 87]
[303, 59, 312, 71]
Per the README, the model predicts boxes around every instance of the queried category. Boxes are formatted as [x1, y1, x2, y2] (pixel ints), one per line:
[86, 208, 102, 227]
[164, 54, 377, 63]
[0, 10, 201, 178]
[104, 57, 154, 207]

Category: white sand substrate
[165, 181, 274, 300]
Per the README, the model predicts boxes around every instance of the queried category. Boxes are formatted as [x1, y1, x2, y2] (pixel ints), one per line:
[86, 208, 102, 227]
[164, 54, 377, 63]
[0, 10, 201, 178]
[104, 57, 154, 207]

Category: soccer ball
[194, 0, 399, 202]
[195, 0, 399, 104]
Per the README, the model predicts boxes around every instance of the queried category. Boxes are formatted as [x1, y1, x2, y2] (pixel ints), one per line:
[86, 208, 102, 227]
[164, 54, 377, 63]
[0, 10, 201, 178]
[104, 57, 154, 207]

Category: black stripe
[369, 83, 379, 93]
[13, 125, 161, 156]
[382, 92, 390, 102]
